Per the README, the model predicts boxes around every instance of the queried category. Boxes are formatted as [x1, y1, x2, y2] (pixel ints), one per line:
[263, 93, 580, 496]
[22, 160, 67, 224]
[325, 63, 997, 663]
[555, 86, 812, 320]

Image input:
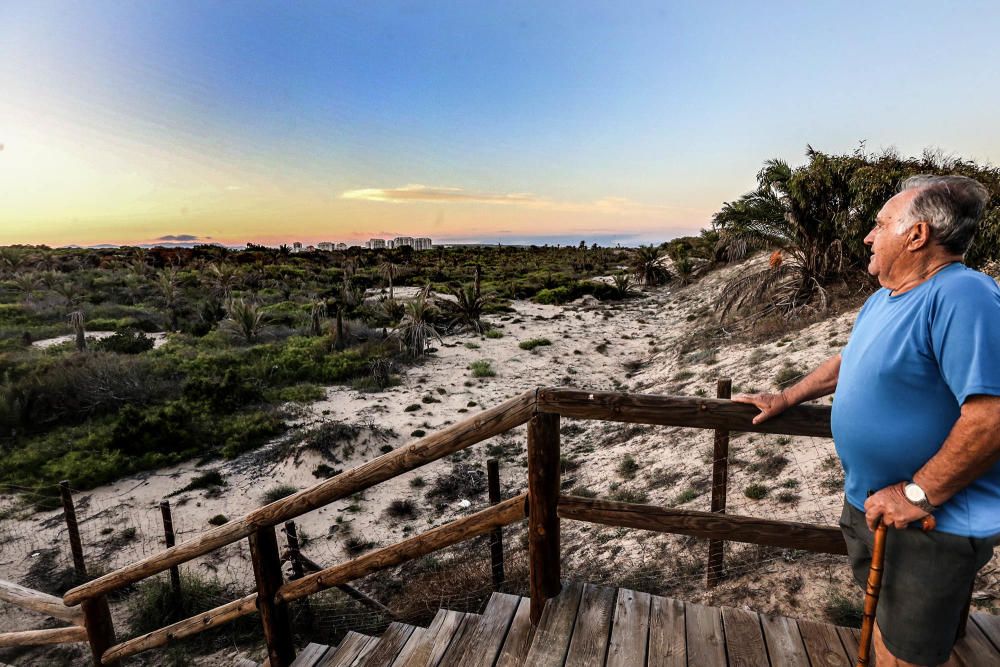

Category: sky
[2, 1, 999, 248]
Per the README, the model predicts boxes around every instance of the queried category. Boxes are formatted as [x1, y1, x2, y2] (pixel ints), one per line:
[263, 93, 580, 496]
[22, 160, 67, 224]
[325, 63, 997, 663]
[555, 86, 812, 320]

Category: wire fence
[2, 416, 998, 663]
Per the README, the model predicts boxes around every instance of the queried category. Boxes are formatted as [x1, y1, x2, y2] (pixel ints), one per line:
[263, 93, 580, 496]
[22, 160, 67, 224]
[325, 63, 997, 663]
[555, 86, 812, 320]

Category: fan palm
[442, 284, 493, 334]
[630, 245, 671, 286]
[224, 299, 267, 343]
[392, 286, 441, 357]
[378, 261, 398, 301]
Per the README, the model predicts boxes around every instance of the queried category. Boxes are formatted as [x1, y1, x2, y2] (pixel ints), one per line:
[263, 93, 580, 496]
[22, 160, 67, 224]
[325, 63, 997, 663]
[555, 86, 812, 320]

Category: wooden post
[707, 378, 732, 588]
[283, 521, 312, 626]
[59, 481, 87, 579]
[159, 501, 182, 600]
[81, 596, 119, 667]
[487, 458, 505, 591]
[249, 525, 295, 667]
[527, 413, 560, 625]
[283, 521, 306, 580]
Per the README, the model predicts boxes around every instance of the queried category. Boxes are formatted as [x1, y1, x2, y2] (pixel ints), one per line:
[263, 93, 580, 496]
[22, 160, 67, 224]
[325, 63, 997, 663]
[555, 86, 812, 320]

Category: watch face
[905, 484, 924, 502]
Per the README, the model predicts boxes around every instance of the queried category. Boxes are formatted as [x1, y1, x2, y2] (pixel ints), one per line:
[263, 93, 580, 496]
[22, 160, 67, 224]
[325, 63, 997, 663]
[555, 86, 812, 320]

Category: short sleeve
[930, 272, 1000, 405]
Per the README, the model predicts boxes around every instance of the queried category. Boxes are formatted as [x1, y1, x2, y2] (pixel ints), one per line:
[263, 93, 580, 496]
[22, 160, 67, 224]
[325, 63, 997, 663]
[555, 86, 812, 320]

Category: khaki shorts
[840, 500, 997, 666]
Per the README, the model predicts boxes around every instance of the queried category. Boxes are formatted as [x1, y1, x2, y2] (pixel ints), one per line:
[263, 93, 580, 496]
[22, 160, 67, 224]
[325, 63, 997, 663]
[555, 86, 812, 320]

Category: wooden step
[317, 631, 378, 667]
[494, 596, 534, 667]
[448, 592, 523, 667]
[521, 581, 585, 667]
[291, 642, 333, 667]
[435, 611, 482, 665]
[357, 622, 420, 666]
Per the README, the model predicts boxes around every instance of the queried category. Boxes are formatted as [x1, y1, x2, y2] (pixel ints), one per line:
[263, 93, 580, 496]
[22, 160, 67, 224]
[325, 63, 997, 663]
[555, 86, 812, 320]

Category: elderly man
[734, 175, 1000, 667]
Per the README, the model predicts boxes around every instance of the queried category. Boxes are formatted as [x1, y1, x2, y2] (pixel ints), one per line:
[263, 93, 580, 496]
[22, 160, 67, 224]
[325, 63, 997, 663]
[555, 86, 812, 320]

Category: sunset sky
[2, 1, 999, 248]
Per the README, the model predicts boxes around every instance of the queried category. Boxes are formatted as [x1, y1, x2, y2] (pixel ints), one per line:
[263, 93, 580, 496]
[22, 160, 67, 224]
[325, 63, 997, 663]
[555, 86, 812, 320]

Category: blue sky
[2, 1, 999, 246]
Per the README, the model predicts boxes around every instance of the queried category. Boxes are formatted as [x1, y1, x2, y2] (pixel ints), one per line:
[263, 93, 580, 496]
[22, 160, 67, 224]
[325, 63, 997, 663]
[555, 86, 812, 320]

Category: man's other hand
[864, 482, 929, 531]
[731, 392, 790, 425]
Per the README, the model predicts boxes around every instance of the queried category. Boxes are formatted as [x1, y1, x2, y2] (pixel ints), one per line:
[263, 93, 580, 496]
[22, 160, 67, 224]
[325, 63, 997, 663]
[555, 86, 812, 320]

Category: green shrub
[404, 403, 421, 412]
[617, 455, 640, 480]
[571, 486, 598, 498]
[95, 328, 155, 354]
[410, 429, 426, 437]
[171, 470, 225, 496]
[673, 488, 699, 505]
[485, 329, 503, 339]
[261, 484, 298, 504]
[518, 337, 552, 351]
[824, 591, 863, 628]
[470, 360, 496, 377]
[610, 487, 649, 503]
[774, 363, 803, 389]
[208, 514, 229, 526]
[744, 483, 769, 500]
[386, 499, 418, 519]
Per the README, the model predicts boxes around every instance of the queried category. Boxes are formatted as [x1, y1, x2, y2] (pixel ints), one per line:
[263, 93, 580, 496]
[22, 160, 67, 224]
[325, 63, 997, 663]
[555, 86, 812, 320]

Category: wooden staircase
[276, 581, 1000, 667]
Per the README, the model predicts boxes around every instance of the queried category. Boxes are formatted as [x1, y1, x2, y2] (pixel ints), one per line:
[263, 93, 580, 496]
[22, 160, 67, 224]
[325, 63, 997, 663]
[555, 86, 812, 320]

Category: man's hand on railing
[731, 391, 790, 425]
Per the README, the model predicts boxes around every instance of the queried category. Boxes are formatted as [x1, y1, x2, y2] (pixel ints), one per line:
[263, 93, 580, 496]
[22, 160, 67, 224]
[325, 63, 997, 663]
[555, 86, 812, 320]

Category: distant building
[414, 237, 433, 251]
[335, 242, 348, 250]
[392, 236, 415, 249]
[317, 242, 333, 252]
[292, 241, 303, 253]
[367, 238, 386, 249]
[305, 245, 316, 252]
[386, 239, 395, 249]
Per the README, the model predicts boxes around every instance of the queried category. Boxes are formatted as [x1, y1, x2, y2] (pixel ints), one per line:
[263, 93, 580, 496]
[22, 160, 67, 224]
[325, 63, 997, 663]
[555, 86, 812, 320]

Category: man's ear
[907, 221, 932, 250]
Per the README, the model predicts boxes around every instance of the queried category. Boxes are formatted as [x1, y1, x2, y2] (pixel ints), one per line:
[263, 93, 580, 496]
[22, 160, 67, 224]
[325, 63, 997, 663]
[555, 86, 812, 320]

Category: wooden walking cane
[856, 514, 937, 667]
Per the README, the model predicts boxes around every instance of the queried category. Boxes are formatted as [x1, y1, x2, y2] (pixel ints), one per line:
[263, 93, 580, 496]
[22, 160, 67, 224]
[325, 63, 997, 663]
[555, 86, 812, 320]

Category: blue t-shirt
[832, 263, 1000, 537]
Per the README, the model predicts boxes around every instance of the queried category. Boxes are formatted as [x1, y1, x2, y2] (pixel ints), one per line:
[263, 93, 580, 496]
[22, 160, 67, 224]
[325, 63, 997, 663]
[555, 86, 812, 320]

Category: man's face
[864, 190, 918, 285]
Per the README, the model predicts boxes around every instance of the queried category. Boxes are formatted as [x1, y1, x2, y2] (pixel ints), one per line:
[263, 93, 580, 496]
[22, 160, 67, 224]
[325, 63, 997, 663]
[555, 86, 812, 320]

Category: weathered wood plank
[528, 413, 561, 625]
[558, 495, 848, 555]
[64, 389, 537, 606]
[317, 632, 373, 667]
[648, 595, 686, 667]
[685, 601, 726, 667]
[564, 584, 616, 667]
[0, 579, 84, 625]
[291, 642, 331, 667]
[953, 617, 999, 667]
[0, 625, 89, 647]
[495, 596, 534, 667]
[389, 628, 425, 667]
[522, 581, 584, 667]
[834, 627, 863, 666]
[721, 606, 768, 667]
[417, 610, 465, 667]
[760, 614, 810, 667]
[606, 588, 652, 667]
[536, 388, 832, 437]
[358, 622, 416, 667]
[350, 636, 379, 667]
[278, 495, 527, 603]
[102, 593, 257, 663]
[451, 592, 521, 667]
[971, 613, 1000, 653]
[437, 613, 481, 665]
[797, 619, 850, 666]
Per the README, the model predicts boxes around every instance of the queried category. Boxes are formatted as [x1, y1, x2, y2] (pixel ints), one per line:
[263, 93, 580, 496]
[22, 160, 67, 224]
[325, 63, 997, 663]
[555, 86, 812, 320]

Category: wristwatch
[904, 482, 938, 514]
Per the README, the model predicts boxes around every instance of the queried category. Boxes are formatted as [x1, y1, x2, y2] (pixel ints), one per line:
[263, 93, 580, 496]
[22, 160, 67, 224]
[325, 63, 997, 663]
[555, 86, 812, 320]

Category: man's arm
[913, 395, 1000, 506]
[864, 395, 1000, 530]
[732, 353, 841, 424]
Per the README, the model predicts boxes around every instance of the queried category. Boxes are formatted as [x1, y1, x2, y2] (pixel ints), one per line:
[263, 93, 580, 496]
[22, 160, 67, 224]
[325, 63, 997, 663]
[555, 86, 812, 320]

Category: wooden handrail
[101, 594, 258, 664]
[277, 493, 528, 603]
[101, 494, 527, 663]
[0, 625, 89, 648]
[558, 495, 848, 555]
[537, 388, 832, 438]
[64, 389, 537, 606]
[0, 579, 84, 626]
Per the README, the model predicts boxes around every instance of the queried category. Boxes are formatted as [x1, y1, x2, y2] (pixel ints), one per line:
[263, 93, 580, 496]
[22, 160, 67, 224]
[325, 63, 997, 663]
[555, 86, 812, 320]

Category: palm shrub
[630, 245, 671, 286]
[378, 260, 399, 301]
[224, 298, 267, 343]
[392, 285, 440, 357]
[156, 268, 181, 331]
[611, 273, 634, 299]
[442, 283, 492, 333]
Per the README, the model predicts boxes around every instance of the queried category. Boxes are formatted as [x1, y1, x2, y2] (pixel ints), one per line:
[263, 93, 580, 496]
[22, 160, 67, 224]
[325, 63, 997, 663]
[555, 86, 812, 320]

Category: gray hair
[898, 174, 990, 255]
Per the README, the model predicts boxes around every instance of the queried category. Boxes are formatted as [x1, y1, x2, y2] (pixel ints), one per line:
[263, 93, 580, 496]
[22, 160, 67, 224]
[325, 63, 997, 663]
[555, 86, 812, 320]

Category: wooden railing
[0, 579, 88, 648]
[59, 386, 843, 666]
